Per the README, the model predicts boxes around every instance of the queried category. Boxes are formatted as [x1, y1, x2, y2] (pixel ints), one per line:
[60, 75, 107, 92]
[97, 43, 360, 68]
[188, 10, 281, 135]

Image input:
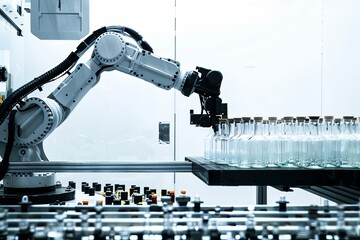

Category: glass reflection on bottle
[339, 117, 355, 168]
[214, 119, 229, 164]
[235, 117, 253, 168]
[322, 116, 337, 167]
[227, 118, 239, 166]
[204, 128, 215, 161]
[306, 116, 322, 168]
[267, 117, 281, 167]
[281, 117, 298, 168]
[249, 117, 266, 168]
[296, 117, 307, 168]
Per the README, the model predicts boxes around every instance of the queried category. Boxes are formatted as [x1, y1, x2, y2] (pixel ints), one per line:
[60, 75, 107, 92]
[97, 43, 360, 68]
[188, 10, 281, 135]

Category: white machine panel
[31, 0, 89, 40]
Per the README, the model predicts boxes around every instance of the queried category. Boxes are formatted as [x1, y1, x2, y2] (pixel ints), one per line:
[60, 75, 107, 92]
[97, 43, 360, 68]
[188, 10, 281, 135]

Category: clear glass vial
[339, 116, 356, 168]
[235, 117, 253, 168]
[281, 116, 298, 168]
[227, 118, 241, 166]
[249, 117, 266, 168]
[321, 116, 337, 168]
[306, 116, 322, 169]
[267, 117, 281, 167]
[204, 127, 215, 161]
[295, 117, 307, 168]
[214, 119, 230, 164]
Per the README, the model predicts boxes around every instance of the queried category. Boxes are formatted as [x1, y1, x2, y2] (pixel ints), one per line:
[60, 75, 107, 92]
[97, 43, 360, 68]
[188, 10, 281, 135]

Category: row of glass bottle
[204, 116, 360, 168]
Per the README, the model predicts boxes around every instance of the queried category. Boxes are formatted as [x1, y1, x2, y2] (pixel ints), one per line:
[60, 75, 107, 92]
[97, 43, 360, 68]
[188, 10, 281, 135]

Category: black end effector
[190, 100, 227, 128]
[193, 67, 222, 97]
[186, 67, 226, 128]
[181, 67, 222, 98]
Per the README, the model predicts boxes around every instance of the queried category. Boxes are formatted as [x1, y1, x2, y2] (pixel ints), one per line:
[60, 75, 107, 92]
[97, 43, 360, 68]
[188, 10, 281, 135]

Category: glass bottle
[249, 117, 266, 168]
[350, 117, 360, 168]
[204, 128, 215, 161]
[296, 117, 307, 167]
[276, 119, 284, 166]
[306, 116, 322, 168]
[333, 118, 342, 167]
[231, 118, 243, 167]
[318, 117, 325, 166]
[210, 122, 220, 163]
[321, 116, 337, 168]
[290, 117, 301, 167]
[227, 118, 240, 166]
[236, 117, 253, 168]
[339, 116, 355, 168]
[355, 117, 360, 168]
[262, 119, 270, 167]
[267, 117, 281, 167]
[214, 119, 229, 164]
[281, 116, 298, 168]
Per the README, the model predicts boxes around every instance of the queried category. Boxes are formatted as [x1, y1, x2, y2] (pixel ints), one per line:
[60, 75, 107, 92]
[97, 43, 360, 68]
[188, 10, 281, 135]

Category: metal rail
[0, 0, 23, 36]
[7, 161, 193, 173]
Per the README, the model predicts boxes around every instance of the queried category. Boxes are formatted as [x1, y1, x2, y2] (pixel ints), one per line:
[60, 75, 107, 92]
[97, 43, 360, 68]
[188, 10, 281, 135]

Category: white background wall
[2, 0, 360, 206]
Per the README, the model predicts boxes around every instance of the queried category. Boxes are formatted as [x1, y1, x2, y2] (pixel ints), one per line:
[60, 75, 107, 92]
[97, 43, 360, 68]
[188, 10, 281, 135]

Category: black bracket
[190, 102, 227, 128]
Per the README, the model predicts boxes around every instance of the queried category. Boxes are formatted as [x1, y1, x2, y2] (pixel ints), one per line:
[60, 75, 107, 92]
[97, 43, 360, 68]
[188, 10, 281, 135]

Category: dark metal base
[302, 186, 360, 204]
[186, 157, 360, 187]
[186, 157, 360, 204]
[4, 185, 56, 194]
[0, 185, 75, 204]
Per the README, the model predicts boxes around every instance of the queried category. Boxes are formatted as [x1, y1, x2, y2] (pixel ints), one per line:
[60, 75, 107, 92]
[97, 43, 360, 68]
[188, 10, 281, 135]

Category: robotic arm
[0, 26, 223, 167]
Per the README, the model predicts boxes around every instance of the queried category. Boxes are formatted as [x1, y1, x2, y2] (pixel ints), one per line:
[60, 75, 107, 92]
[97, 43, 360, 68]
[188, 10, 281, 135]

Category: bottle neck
[309, 121, 319, 136]
[296, 121, 306, 135]
[220, 122, 229, 137]
[334, 122, 341, 135]
[283, 122, 293, 135]
[341, 121, 353, 135]
[229, 122, 236, 137]
[243, 122, 253, 135]
[235, 122, 243, 136]
[263, 123, 269, 136]
[323, 121, 333, 135]
[268, 122, 277, 135]
[350, 121, 358, 135]
[254, 121, 263, 135]
[354, 121, 360, 135]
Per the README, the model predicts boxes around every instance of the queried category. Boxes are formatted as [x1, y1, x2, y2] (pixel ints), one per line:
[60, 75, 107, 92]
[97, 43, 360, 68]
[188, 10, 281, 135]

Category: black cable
[0, 25, 153, 143]
[0, 26, 147, 180]
[0, 52, 79, 126]
[124, 27, 153, 53]
[0, 26, 109, 127]
[0, 110, 17, 181]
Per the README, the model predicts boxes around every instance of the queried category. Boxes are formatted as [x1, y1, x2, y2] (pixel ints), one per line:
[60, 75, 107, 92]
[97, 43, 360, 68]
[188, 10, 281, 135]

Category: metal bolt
[22, 195, 29, 203]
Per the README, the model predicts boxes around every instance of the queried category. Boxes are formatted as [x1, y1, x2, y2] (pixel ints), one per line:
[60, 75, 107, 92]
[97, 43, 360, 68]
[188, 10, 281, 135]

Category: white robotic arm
[50, 30, 191, 117]
[0, 25, 223, 174]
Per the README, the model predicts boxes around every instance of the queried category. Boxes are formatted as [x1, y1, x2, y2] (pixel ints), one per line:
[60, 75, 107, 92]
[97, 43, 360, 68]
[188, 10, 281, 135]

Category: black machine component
[189, 67, 227, 128]
[176, 191, 191, 207]
[276, 196, 289, 212]
[0, 180, 358, 239]
[187, 157, 360, 204]
[0, 66, 8, 82]
[0, 184, 75, 204]
[0, 201, 356, 239]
